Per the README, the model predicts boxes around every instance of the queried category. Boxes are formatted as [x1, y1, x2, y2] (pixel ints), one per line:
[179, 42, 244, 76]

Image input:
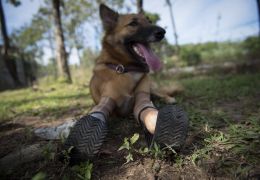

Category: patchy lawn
[0, 72, 259, 179]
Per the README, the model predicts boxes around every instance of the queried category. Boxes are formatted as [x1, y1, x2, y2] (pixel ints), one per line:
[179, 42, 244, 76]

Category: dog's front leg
[90, 97, 116, 122]
[89, 78, 132, 120]
[64, 81, 124, 162]
[134, 75, 189, 149]
[134, 75, 158, 134]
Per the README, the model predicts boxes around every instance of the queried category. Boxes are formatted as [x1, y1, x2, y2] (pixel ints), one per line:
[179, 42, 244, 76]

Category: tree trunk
[0, 0, 20, 86]
[137, 0, 143, 14]
[0, 0, 9, 56]
[51, 0, 72, 83]
[166, 0, 180, 54]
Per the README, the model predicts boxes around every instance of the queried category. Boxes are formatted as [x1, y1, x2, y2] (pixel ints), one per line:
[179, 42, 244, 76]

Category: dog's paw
[165, 96, 176, 104]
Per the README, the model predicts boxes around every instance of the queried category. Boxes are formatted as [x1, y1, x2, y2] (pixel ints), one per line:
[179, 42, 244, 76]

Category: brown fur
[90, 4, 175, 116]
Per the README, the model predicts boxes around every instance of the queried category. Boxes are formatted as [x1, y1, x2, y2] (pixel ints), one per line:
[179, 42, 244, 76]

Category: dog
[64, 4, 188, 163]
[90, 4, 166, 116]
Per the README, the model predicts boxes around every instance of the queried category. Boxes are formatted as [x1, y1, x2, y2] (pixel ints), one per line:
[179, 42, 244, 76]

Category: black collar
[105, 63, 149, 74]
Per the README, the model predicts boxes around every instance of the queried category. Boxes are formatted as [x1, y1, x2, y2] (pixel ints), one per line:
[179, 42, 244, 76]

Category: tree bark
[0, 0, 9, 55]
[0, 0, 20, 86]
[51, 0, 72, 83]
[137, 0, 143, 14]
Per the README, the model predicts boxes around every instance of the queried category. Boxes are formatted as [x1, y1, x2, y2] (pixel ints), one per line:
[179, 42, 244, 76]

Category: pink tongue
[135, 43, 162, 71]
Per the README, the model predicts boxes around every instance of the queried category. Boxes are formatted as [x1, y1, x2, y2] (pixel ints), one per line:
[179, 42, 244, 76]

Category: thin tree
[165, 0, 179, 53]
[0, 0, 21, 85]
[137, 0, 143, 14]
[51, 0, 71, 83]
[215, 14, 221, 42]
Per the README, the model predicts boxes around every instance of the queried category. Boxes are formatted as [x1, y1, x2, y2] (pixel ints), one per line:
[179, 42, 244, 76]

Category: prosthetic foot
[64, 113, 107, 163]
[135, 93, 189, 150]
[64, 97, 115, 164]
[151, 104, 188, 150]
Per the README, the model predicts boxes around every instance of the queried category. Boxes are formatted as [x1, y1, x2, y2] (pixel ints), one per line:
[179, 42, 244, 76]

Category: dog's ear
[100, 4, 119, 32]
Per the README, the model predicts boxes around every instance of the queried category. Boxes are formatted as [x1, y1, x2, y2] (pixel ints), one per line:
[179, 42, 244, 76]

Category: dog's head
[100, 4, 165, 71]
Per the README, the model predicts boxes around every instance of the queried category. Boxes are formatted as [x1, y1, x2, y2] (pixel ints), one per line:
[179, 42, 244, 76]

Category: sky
[2, 0, 259, 65]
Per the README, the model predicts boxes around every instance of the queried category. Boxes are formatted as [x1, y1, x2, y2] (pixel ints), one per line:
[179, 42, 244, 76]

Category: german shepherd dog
[64, 4, 188, 163]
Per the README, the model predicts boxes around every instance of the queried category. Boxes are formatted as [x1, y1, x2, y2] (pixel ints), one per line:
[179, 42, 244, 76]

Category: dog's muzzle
[153, 27, 166, 41]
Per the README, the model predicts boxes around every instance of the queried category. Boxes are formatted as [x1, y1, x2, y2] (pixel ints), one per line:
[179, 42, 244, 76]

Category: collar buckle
[115, 64, 125, 74]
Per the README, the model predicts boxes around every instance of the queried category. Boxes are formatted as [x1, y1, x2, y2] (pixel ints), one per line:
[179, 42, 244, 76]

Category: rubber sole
[143, 104, 189, 150]
[64, 115, 107, 164]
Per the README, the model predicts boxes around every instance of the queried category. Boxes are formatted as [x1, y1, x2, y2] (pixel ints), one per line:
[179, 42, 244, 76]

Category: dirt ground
[0, 113, 210, 180]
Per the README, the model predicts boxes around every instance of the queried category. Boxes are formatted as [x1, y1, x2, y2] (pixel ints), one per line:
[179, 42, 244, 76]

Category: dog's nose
[154, 27, 166, 40]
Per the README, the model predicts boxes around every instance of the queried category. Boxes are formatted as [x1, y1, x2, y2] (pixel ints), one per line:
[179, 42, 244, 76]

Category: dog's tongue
[135, 43, 162, 71]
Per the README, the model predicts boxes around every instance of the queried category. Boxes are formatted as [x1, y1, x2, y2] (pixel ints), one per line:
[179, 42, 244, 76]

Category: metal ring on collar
[115, 64, 125, 74]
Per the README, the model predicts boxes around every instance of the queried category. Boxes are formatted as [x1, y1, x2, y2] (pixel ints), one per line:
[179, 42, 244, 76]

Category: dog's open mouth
[131, 43, 161, 71]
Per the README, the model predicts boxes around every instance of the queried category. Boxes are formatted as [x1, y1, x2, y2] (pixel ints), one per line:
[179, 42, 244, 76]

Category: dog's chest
[130, 72, 143, 84]
[116, 73, 144, 116]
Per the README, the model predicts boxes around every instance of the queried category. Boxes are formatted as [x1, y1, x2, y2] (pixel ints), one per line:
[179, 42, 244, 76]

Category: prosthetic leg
[134, 92, 189, 149]
[64, 97, 116, 163]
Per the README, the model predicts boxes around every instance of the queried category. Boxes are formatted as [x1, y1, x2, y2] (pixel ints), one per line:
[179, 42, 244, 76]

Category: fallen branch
[0, 144, 45, 171]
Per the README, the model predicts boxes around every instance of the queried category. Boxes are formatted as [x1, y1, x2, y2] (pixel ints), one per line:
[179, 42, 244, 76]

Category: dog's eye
[128, 21, 139, 26]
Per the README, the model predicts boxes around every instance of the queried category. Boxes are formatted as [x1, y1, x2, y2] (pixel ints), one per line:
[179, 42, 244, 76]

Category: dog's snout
[154, 27, 166, 40]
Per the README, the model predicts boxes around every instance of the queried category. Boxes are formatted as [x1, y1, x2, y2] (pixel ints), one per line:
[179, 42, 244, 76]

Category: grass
[175, 72, 260, 178]
[0, 71, 259, 179]
[0, 83, 93, 122]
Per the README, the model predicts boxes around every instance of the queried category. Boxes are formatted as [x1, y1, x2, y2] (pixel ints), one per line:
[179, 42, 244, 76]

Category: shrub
[180, 47, 201, 66]
[243, 36, 260, 59]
